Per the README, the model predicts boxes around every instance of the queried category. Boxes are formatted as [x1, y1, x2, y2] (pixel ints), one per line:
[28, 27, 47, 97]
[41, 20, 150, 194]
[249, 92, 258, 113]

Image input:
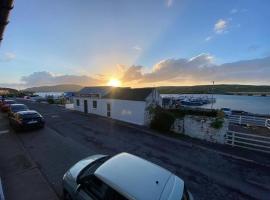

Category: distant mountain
[0, 87, 18, 95]
[24, 84, 83, 92]
[157, 84, 270, 94]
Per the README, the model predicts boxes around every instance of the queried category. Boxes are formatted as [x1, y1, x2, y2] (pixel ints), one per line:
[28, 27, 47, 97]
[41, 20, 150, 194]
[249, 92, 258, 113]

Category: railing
[225, 131, 270, 153]
[266, 119, 270, 129]
[229, 114, 270, 128]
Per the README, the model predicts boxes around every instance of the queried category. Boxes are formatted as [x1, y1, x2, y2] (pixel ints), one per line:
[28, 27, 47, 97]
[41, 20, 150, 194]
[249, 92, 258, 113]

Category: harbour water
[34, 92, 63, 98]
[161, 94, 270, 115]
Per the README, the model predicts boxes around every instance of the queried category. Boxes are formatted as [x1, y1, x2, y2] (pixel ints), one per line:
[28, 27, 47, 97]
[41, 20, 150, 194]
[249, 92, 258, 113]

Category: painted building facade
[73, 87, 161, 125]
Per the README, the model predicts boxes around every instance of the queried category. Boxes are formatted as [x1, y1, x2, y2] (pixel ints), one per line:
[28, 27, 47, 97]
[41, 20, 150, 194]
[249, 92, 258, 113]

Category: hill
[24, 84, 83, 92]
[0, 87, 18, 95]
[157, 84, 270, 94]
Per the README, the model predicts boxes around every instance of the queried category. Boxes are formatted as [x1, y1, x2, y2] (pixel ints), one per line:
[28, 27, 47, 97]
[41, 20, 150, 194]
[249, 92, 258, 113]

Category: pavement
[0, 99, 270, 200]
[0, 113, 58, 200]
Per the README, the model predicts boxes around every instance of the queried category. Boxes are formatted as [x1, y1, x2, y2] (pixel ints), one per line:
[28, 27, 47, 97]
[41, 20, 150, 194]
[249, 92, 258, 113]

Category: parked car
[1, 99, 16, 112]
[8, 104, 29, 118]
[0, 97, 4, 107]
[9, 110, 45, 131]
[63, 152, 193, 200]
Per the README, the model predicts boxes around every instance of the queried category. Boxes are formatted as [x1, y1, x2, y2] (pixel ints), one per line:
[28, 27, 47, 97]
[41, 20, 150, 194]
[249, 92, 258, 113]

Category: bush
[47, 98, 54, 104]
[150, 107, 175, 132]
[170, 108, 218, 117]
[211, 118, 224, 129]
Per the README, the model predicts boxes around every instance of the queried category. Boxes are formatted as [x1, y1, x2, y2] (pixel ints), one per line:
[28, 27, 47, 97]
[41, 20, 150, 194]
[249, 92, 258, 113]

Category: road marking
[0, 130, 9, 135]
[51, 115, 59, 118]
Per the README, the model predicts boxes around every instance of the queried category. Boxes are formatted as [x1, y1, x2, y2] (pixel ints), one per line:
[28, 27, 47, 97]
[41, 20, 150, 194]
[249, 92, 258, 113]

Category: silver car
[63, 152, 193, 200]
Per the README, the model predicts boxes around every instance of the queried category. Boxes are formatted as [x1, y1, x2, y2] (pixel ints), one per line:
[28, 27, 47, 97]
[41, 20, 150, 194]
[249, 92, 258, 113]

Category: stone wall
[171, 115, 228, 144]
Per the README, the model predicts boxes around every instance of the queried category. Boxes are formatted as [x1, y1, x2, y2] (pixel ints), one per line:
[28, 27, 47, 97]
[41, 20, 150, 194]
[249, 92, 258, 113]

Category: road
[1, 99, 270, 200]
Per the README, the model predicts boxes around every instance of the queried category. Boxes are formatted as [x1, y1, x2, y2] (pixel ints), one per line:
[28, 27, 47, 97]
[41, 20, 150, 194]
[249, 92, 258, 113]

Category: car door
[76, 175, 108, 200]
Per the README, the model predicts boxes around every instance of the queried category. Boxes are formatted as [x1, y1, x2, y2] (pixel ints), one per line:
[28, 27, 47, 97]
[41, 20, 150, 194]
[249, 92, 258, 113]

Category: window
[84, 176, 108, 199]
[76, 99, 80, 106]
[93, 100, 97, 109]
[108, 188, 128, 200]
[83, 175, 128, 200]
[181, 186, 190, 200]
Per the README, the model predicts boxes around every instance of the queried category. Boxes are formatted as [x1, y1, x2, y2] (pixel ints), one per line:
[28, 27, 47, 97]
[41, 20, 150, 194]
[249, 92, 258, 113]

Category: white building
[73, 87, 161, 125]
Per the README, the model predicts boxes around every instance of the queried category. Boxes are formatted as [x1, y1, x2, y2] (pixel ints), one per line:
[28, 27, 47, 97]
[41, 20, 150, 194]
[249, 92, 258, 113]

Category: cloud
[205, 36, 212, 41]
[166, 0, 173, 7]
[0, 52, 16, 62]
[21, 71, 102, 87]
[214, 19, 228, 34]
[120, 54, 270, 85]
[133, 45, 142, 51]
[230, 9, 238, 14]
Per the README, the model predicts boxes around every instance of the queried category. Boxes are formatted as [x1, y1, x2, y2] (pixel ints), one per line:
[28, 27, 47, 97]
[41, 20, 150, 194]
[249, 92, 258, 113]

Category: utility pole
[211, 81, 214, 109]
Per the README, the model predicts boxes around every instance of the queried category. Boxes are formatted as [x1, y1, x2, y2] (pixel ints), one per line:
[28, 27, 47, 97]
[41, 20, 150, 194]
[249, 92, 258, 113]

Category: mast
[211, 81, 214, 109]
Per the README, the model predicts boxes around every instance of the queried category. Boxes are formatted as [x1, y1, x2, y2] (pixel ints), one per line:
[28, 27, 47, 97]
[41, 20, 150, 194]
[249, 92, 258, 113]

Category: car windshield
[78, 156, 110, 182]
[11, 105, 28, 112]
[181, 186, 189, 200]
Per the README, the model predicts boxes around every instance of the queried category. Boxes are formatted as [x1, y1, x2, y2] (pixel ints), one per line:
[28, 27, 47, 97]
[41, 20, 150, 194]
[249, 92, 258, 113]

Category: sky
[0, 0, 270, 88]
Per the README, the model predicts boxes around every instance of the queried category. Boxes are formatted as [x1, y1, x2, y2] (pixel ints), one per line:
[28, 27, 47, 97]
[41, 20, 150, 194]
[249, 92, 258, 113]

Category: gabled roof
[95, 153, 175, 200]
[103, 88, 154, 101]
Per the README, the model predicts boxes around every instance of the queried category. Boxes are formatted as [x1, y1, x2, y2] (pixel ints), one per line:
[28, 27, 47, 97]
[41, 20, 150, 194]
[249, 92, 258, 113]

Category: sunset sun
[108, 78, 121, 87]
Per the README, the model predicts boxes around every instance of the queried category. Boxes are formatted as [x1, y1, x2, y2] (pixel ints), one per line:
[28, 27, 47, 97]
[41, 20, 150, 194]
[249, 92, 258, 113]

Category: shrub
[211, 118, 224, 129]
[150, 107, 175, 132]
[170, 108, 218, 117]
[47, 98, 54, 104]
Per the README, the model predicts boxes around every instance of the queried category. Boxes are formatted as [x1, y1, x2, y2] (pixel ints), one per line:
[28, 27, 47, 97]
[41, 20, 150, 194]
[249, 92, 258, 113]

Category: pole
[211, 81, 214, 109]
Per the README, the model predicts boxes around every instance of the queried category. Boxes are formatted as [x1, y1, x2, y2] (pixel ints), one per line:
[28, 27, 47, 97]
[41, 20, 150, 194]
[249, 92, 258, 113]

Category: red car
[1, 100, 16, 112]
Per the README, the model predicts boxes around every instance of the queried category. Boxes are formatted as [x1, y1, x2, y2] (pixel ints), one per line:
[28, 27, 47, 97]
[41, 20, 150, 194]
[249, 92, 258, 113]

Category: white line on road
[0, 130, 9, 135]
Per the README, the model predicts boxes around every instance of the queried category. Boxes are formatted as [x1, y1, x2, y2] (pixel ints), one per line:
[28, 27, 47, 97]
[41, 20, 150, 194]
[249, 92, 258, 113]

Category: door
[84, 100, 88, 113]
[106, 103, 111, 117]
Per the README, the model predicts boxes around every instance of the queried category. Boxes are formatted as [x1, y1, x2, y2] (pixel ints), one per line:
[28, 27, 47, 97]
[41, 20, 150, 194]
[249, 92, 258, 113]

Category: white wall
[99, 99, 146, 125]
[73, 97, 147, 125]
[145, 89, 162, 107]
[73, 97, 83, 112]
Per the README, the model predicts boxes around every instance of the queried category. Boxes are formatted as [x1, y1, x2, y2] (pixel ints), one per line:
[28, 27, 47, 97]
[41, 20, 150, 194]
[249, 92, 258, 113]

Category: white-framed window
[93, 100, 97, 109]
[76, 99, 80, 106]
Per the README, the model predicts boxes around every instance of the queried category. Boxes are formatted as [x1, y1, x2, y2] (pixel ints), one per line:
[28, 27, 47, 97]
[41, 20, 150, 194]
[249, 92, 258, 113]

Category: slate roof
[103, 87, 154, 101]
[78, 86, 112, 95]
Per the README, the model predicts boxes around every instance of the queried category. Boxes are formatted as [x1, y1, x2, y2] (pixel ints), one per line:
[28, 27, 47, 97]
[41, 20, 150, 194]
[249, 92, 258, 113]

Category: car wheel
[63, 190, 73, 200]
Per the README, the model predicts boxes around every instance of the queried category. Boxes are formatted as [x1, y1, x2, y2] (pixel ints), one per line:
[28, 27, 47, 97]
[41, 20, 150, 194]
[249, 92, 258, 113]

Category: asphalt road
[2, 99, 270, 200]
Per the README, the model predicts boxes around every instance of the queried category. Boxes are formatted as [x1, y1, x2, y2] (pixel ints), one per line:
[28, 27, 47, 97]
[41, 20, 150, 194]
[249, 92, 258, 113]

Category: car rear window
[20, 113, 40, 119]
[5, 100, 16, 104]
[11, 105, 28, 112]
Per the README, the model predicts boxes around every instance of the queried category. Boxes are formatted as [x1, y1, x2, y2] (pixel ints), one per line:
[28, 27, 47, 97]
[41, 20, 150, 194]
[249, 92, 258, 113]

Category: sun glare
[108, 78, 121, 87]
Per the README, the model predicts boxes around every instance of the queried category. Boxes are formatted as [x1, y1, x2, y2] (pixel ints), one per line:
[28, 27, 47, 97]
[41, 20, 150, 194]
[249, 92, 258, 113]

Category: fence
[229, 114, 270, 129]
[225, 130, 270, 153]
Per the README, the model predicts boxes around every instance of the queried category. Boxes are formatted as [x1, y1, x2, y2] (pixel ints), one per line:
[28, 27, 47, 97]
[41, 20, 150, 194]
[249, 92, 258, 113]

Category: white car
[63, 152, 193, 200]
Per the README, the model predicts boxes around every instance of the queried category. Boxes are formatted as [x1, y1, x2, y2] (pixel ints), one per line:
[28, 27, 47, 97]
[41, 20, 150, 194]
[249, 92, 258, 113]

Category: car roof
[10, 104, 27, 107]
[4, 99, 15, 102]
[94, 153, 178, 200]
[17, 110, 39, 115]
